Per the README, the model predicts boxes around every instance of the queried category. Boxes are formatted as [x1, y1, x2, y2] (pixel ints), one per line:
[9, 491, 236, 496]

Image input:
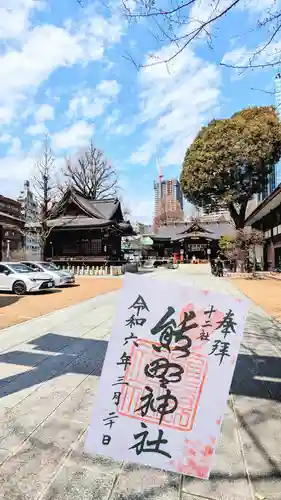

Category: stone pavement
[0, 265, 280, 500]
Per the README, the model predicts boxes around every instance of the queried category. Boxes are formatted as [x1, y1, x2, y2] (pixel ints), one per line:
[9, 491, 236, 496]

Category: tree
[30, 136, 58, 253]
[63, 141, 118, 200]
[219, 229, 263, 273]
[180, 106, 281, 229]
[236, 228, 264, 274]
[219, 235, 235, 256]
[120, 0, 281, 70]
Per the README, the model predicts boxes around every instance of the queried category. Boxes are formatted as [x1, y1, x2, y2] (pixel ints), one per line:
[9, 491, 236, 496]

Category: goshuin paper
[85, 274, 248, 479]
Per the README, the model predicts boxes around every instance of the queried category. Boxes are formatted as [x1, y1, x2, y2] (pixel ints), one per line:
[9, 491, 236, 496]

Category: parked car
[21, 261, 75, 287]
[0, 262, 55, 295]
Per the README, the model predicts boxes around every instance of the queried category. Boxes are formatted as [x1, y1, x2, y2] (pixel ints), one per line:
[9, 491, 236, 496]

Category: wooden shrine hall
[143, 221, 235, 262]
[45, 188, 133, 265]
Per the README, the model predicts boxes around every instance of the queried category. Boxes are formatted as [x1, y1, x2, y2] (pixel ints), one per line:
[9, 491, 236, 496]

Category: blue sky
[0, 0, 280, 223]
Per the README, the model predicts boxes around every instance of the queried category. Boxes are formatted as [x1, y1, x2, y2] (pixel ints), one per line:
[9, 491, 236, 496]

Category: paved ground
[0, 265, 280, 500]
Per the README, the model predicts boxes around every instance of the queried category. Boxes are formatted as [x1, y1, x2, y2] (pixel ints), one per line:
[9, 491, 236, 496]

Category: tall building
[18, 180, 41, 256]
[257, 72, 281, 203]
[0, 194, 23, 258]
[196, 205, 230, 221]
[274, 72, 281, 186]
[132, 221, 146, 234]
[154, 177, 184, 223]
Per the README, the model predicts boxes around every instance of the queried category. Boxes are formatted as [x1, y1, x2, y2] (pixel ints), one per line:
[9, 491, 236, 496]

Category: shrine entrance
[171, 222, 218, 262]
[186, 241, 209, 261]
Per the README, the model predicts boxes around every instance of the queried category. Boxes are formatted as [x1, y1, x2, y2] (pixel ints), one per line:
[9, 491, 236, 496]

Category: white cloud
[0, 8, 123, 126]
[222, 46, 250, 67]
[103, 109, 120, 130]
[222, 1, 281, 71]
[187, 0, 229, 39]
[0, 153, 35, 182]
[8, 137, 21, 155]
[0, 105, 14, 124]
[0, 3, 124, 189]
[96, 79, 120, 97]
[222, 40, 281, 69]
[131, 199, 154, 224]
[68, 91, 108, 120]
[67, 80, 120, 120]
[0, 0, 45, 40]
[103, 110, 133, 136]
[130, 44, 220, 167]
[52, 121, 94, 150]
[26, 122, 48, 135]
[34, 104, 54, 122]
[113, 123, 133, 135]
[239, 0, 280, 13]
[163, 0, 234, 50]
[0, 132, 11, 143]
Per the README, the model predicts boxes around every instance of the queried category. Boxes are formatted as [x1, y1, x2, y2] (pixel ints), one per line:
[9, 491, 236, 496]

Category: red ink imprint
[174, 437, 215, 478]
[118, 339, 208, 431]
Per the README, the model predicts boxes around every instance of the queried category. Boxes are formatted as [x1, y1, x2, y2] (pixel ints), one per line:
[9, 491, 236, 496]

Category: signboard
[85, 274, 248, 479]
[187, 243, 206, 251]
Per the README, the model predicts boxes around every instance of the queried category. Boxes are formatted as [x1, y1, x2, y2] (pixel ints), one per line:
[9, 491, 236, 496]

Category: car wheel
[12, 280, 27, 296]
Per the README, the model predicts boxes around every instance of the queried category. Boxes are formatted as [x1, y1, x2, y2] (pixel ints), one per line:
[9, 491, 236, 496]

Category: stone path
[0, 266, 281, 500]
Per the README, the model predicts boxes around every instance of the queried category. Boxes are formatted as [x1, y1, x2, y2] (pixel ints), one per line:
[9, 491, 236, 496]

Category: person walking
[216, 256, 224, 277]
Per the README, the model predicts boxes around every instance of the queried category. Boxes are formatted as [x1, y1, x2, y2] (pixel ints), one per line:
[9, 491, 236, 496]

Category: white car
[0, 262, 55, 295]
[21, 261, 75, 287]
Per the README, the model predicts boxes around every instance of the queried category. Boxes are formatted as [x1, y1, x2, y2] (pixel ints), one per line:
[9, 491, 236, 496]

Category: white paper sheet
[85, 273, 248, 479]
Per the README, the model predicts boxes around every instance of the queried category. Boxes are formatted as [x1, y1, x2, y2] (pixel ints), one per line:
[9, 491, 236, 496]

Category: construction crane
[156, 157, 164, 182]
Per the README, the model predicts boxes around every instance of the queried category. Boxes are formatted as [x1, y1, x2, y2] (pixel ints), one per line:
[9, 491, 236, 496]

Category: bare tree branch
[251, 87, 275, 95]
[63, 141, 118, 199]
[123, 0, 241, 67]
[252, 22, 281, 59]
[30, 135, 65, 251]
[32, 135, 56, 211]
[124, 0, 196, 18]
[120, 0, 281, 70]
[220, 59, 281, 69]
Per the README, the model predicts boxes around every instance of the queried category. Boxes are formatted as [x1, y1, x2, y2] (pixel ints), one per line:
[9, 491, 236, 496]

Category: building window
[90, 239, 102, 254]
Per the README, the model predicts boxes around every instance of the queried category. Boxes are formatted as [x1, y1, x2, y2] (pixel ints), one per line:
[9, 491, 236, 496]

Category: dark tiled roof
[177, 222, 213, 235]
[70, 190, 121, 220]
[0, 211, 24, 226]
[47, 216, 114, 228]
[92, 199, 121, 219]
[48, 188, 127, 230]
[143, 222, 235, 240]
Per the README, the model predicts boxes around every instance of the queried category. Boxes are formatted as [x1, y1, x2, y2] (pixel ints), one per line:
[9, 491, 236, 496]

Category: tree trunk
[252, 245, 257, 278]
[228, 202, 247, 229]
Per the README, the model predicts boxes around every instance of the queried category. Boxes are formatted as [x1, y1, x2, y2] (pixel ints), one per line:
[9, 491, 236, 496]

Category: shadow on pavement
[231, 353, 281, 401]
[0, 330, 280, 403]
[0, 327, 281, 489]
[0, 294, 21, 308]
[0, 333, 108, 399]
